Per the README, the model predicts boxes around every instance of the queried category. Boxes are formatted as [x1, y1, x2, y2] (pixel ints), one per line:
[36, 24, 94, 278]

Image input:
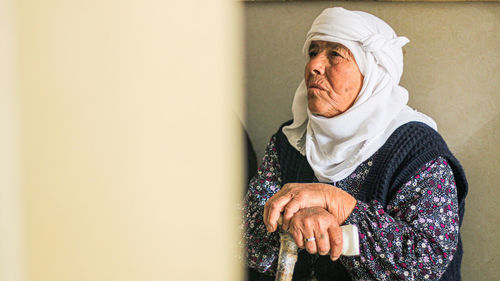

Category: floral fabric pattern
[243, 136, 282, 274]
[342, 157, 459, 280]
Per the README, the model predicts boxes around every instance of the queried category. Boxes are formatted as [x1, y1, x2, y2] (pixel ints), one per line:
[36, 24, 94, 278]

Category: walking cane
[275, 218, 360, 281]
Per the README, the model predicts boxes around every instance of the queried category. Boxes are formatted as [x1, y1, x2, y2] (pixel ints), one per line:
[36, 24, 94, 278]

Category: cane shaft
[275, 232, 298, 281]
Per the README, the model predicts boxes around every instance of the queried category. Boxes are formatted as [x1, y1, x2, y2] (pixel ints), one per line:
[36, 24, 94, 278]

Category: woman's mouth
[308, 82, 327, 91]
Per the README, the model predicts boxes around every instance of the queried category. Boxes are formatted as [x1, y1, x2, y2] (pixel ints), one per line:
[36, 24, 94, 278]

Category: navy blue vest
[275, 121, 467, 281]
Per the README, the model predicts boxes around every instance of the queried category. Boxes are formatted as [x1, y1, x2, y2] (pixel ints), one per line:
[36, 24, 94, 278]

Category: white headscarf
[283, 7, 437, 183]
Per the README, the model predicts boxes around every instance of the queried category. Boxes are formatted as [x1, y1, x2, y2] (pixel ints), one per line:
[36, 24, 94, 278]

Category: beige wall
[244, 2, 500, 280]
[0, 0, 23, 280]
[1, 1, 243, 281]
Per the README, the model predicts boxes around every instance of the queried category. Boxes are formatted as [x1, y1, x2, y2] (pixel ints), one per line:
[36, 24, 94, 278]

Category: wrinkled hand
[264, 183, 356, 232]
[288, 207, 343, 261]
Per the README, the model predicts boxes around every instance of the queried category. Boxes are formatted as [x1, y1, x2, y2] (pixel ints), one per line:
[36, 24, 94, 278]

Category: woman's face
[305, 41, 363, 118]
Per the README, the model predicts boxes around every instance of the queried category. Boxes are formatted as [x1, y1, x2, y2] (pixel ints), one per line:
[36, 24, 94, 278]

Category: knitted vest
[275, 121, 468, 281]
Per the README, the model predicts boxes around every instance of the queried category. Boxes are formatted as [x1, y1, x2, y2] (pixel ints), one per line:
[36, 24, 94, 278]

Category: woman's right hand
[288, 207, 344, 261]
[263, 183, 356, 232]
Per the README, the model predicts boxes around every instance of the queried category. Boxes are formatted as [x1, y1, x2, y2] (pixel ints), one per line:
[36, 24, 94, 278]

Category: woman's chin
[308, 104, 339, 118]
[308, 106, 330, 118]
[307, 102, 322, 115]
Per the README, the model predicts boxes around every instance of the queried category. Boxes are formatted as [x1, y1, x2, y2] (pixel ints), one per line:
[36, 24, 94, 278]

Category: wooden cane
[275, 228, 298, 281]
[275, 218, 359, 281]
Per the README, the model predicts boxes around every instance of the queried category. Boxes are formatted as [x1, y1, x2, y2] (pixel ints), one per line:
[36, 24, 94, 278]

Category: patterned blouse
[243, 135, 459, 281]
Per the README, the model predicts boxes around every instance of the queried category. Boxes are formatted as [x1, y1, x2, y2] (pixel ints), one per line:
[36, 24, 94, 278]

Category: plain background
[244, 2, 500, 281]
[0, 0, 244, 281]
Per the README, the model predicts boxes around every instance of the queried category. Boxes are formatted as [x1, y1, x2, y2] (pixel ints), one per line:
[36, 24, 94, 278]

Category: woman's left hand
[263, 183, 356, 232]
[288, 207, 344, 261]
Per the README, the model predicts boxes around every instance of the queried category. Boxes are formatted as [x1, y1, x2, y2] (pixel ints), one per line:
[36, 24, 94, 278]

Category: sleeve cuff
[341, 224, 360, 256]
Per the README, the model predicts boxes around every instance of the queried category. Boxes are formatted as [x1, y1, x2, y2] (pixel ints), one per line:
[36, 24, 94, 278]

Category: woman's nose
[308, 56, 326, 75]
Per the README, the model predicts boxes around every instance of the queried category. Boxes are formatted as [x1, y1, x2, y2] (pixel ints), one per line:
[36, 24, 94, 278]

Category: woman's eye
[309, 51, 317, 57]
[331, 51, 341, 57]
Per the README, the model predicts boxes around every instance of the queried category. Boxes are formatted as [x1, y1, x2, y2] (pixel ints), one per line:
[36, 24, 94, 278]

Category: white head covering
[283, 7, 436, 183]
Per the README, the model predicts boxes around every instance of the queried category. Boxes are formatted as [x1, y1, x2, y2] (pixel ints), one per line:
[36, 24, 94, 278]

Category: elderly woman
[244, 7, 467, 281]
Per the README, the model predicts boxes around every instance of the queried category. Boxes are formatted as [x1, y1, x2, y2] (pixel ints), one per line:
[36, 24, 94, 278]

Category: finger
[264, 193, 293, 232]
[262, 194, 276, 231]
[328, 225, 343, 261]
[289, 223, 304, 249]
[282, 199, 301, 231]
[263, 183, 291, 225]
[315, 230, 330, 256]
[263, 188, 285, 230]
[303, 224, 317, 254]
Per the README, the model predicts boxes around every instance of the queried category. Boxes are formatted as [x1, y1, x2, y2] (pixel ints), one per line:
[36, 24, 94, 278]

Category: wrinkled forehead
[309, 41, 342, 49]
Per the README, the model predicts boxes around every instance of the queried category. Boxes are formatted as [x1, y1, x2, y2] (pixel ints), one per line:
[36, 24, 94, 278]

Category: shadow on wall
[456, 112, 500, 281]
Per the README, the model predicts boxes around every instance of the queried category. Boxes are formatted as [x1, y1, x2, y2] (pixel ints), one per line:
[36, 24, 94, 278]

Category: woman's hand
[288, 207, 343, 261]
[263, 183, 356, 232]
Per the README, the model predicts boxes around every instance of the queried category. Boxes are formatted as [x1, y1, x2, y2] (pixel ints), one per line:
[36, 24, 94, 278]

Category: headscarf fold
[283, 7, 436, 183]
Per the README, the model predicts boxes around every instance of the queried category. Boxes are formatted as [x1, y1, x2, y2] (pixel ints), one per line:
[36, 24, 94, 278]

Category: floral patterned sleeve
[342, 157, 460, 281]
[243, 135, 282, 275]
